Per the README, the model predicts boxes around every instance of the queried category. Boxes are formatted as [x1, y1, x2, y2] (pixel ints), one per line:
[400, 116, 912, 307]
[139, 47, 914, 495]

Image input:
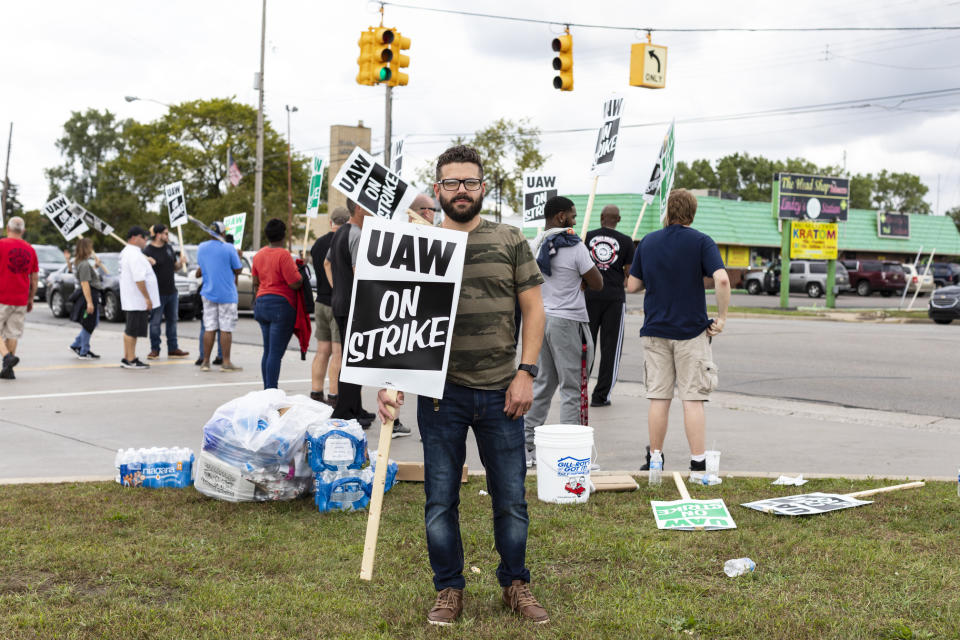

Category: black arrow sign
[648, 49, 661, 73]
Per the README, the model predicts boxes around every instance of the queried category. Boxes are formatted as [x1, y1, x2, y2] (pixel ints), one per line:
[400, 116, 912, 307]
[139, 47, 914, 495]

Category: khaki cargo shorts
[0, 304, 27, 340]
[314, 303, 340, 343]
[642, 330, 719, 401]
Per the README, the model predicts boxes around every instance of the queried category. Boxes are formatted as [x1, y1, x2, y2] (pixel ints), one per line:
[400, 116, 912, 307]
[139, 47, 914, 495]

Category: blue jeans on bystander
[417, 382, 531, 591]
[253, 294, 295, 389]
[149, 293, 180, 353]
[70, 306, 100, 356]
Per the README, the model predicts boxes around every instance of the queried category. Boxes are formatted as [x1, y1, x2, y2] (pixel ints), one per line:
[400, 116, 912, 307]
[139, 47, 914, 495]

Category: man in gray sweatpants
[523, 196, 603, 467]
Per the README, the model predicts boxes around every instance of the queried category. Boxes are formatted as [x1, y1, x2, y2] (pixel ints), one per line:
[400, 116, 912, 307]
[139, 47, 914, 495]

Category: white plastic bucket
[534, 424, 594, 504]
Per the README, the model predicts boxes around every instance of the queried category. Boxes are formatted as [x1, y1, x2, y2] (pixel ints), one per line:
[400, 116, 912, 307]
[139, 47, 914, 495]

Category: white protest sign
[521, 173, 558, 228]
[590, 95, 625, 176]
[43, 194, 89, 241]
[306, 155, 325, 218]
[67, 202, 114, 237]
[340, 216, 467, 398]
[741, 492, 872, 517]
[164, 181, 188, 228]
[223, 213, 246, 249]
[643, 120, 675, 206]
[651, 498, 736, 531]
[332, 147, 418, 220]
[392, 138, 404, 177]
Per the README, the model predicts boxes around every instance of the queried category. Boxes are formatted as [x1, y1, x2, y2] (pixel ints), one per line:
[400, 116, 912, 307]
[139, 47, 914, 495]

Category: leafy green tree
[872, 170, 931, 214]
[946, 206, 960, 232]
[45, 109, 126, 205]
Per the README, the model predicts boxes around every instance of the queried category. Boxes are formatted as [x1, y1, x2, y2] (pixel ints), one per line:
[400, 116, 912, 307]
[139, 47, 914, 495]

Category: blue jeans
[197, 319, 222, 360]
[70, 306, 100, 355]
[417, 382, 531, 590]
[254, 294, 295, 389]
[149, 293, 179, 352]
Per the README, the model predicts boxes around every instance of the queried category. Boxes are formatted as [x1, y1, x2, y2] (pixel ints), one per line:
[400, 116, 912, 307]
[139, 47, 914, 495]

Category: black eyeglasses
[437, 178, 483, 192]
[419, 206, 440, 212]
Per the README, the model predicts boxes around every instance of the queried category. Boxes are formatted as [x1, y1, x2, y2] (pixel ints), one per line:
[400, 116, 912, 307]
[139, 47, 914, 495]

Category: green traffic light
[378, 67, 392, 81]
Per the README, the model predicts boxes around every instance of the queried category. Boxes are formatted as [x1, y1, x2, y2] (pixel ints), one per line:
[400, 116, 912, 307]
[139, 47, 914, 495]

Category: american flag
[227, 148, 243, 187]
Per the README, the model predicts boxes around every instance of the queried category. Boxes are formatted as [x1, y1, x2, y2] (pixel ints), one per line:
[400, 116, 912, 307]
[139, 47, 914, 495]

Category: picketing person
[523, 196, 602, 468]
[626, 188, 730, 472]
[196, 221, 242, 372]
[309, 208, 349, 407]
[0, 216, 39, 379]
[142, 223, 190, 360]
[68, 237, 105, 360]
[118, 226, 159, 370]
[378, 144, 550, 626]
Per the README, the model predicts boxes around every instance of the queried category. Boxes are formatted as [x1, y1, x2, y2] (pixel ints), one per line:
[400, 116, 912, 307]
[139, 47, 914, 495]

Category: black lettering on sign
[345, 280, 454, 370]
[337, 152, 372, 194]
[525, 175, 556, 190]
[358, 163, 408, 218]
[594, 117, 621, 166]
[43, 195, 69, 215]
[367, 229, 457, 276]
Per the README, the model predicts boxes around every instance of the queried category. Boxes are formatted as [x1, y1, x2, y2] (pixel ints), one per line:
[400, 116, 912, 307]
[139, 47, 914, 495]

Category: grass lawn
[705, 304, 930, 320]
[1, 477, 956, 639]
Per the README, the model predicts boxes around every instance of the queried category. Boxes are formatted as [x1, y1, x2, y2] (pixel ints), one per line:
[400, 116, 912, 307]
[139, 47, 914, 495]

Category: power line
[380, 2, 960, 32]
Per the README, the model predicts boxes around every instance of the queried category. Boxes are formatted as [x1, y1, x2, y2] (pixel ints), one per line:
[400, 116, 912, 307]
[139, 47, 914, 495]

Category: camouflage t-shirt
[447, 218, 544, 390]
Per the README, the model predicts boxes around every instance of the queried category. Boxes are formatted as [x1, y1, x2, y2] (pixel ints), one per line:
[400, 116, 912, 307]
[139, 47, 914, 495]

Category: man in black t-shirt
[309, 208, 349, 407]
[142, 224, 189, 359]
[584, 205, 634, 407]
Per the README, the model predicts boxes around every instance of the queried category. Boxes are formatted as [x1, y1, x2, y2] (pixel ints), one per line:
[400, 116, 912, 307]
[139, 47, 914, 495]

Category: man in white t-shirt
[523, 196, 603, 466]
[119, 226, 160, 370]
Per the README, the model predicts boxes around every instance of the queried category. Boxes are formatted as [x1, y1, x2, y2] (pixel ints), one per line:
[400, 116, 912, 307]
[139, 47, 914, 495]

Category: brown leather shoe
[502, 580, 549, 624]
[147, 351, 160, 359]
[168, 349, 190, 358]
[427, 588, 463, 626]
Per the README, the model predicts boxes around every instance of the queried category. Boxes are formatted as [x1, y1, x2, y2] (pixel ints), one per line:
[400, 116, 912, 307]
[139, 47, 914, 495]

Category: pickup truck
[840, 259, 906, 297]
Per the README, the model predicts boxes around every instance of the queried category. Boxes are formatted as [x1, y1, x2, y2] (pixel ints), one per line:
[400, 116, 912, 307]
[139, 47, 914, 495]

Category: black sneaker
[639, 446, 664, 471]
[195, 357, 204, 366]
[690, 458, 706, 472]
[1, 353, 19, 377]
[0, 368, 14, 379]
[121, 358, 150, 370]
[212, 356, 223, 365]
[86, 351, 101, 359]
[391, 419, 412, 438]
[70, 345, 81, 356]
[77, 352, 96, 360]
[357, 415, 373, 430]
[358, 408, 376, 421]
[310, 391, 326, 403]
[590, 398, 611, 407]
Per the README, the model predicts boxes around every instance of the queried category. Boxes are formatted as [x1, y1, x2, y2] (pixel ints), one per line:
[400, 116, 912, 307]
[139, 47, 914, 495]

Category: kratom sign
[790, 221, 838, 260]
[651, 499, 736, 531]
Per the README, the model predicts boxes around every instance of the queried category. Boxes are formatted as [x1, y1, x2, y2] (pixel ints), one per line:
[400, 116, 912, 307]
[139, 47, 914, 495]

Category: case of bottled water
[114, 447, 194, 488]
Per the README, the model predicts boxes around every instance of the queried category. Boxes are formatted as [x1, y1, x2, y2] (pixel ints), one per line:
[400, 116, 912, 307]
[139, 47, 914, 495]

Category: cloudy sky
[3, 0, 959, 216]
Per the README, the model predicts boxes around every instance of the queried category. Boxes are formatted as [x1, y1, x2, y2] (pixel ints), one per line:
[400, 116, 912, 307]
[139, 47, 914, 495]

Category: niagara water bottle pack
[115, 447, 194, 488]
[195, 389, 333, 502]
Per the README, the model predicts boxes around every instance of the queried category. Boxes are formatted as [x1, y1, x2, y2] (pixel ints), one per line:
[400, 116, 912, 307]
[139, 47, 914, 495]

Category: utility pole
[384, 85, 393, 168]
[285, 104, 297, 251]
[253, 0, 266, 250]
[1, 123, 11, 225]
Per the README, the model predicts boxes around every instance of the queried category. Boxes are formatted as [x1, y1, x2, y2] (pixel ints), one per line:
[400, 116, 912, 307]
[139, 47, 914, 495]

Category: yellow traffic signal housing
[388, 32, 411, 87]
[552, 34, 573, 91]
[373, 27, 395, 83]
[630, 42, 667, 89]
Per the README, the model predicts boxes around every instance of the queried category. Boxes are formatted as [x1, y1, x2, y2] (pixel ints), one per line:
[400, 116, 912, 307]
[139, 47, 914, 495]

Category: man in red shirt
[0, 217, 40, 379]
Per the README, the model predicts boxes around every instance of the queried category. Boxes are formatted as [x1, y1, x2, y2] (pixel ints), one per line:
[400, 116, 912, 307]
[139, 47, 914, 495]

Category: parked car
[744, 260, 849, 298]
[234, 252, 317, 311]
[901, 263, 936, 296]
[840, 259, 906, 297]
[32, 244, 68, 302]
[928, 285, 960, 325]
[928, 262, 960, 288]
[47, 252, 199, 322]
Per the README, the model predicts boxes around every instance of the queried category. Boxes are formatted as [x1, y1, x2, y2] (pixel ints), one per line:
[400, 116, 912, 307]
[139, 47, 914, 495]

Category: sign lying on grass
[522, 173, 558, 227]
[43, 194, 89, 241]
[164, 181, 188, 228]
[741, 492, 872, 516]
[332, 147, 417, 221]
[340, 216, 467, 398]
[651, 499, 736, 531]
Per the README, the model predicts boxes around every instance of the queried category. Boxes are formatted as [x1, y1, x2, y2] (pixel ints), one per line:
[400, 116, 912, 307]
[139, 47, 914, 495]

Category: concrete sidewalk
[1, 321, 957, 483]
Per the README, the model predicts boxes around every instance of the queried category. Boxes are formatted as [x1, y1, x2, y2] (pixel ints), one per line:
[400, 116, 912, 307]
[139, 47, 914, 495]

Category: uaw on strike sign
[340, 216, 467, 398]
[333, 147, 417, 220]
[43, 194, 89, 241]
[590, 96, 624, 176]
[522, 173, 558, 227]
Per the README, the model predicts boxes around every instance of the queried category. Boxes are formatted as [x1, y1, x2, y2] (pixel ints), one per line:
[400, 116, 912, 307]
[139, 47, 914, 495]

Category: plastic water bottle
[648, 450, 663, 486]
[724, 558, 756, 577]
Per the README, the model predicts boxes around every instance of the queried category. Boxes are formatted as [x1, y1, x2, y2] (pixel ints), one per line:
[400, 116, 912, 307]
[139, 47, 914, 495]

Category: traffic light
[372, 27, 395, 83]
[552, 33, 573, 91]
[356, 29, 375, 85]
[388, 31, 411, 87]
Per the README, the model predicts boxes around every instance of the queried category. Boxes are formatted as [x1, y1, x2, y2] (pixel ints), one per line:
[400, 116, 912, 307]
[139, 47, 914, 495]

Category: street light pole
[285, 104, 298, 251]
[253, 0, 267, 251]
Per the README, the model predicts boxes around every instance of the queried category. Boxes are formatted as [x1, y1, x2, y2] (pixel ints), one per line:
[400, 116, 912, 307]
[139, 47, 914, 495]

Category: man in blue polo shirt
[196, 222, 242, 372]
[627, 188, 730, 472]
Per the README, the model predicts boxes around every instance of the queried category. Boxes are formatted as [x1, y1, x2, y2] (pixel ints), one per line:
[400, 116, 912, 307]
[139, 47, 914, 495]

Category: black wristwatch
[518, 363, 539, 378]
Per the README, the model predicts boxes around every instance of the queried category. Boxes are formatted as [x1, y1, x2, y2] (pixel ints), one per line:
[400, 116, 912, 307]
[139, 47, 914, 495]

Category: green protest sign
[306, 155, 325, 218]
[656, 122, 676, 223]
[651, 498, 736, 531]
[223, 213, 246, 250]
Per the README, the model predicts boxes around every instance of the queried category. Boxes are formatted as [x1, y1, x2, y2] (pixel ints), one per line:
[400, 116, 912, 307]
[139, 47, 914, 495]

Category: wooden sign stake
[846, 480, 924, 499]
[579, 175, 600, 238]
[630, 202, 648, 240]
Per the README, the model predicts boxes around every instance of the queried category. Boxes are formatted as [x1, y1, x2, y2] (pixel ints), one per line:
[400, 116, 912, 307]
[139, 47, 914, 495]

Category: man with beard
[524, 197, 602, 467]
[377, 145, 548, 626]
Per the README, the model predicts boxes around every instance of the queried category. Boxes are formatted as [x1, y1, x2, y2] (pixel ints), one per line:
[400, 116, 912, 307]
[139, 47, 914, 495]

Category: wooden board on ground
[591, 474, 638, 492]
[396, 462, 468, 483]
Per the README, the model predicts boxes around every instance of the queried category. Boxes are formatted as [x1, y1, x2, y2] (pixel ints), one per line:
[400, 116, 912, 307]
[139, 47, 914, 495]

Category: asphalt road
[26, 296, 959, 418]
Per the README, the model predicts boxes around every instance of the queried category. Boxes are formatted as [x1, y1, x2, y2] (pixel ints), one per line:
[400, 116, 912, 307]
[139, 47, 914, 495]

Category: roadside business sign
[306, 155, 325, 218]
[522, 173, 558, 228]
[590, 96, 625, 176]
[775, 173, 849, 221]
[651, 499, 736, 531]
[340, 216, 468, 399]
[223, 213, 246, 249]
[877, 211, 910, 239]
[164, 181, 188, 228]
[790, 221, 838, 260]
[331, 147, 417, 220]
[742, 492, 872, 516]
[43, 194, 88, 241]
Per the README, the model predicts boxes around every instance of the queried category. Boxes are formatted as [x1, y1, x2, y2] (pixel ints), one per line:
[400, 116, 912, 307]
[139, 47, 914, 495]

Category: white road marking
[0, 379, 312, 401]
